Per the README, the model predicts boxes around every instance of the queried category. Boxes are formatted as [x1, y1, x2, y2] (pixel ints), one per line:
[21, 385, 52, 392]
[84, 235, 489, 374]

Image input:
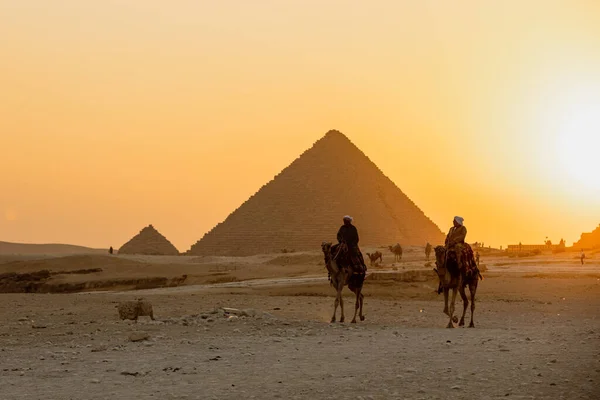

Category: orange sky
[1, 1, 600, 251]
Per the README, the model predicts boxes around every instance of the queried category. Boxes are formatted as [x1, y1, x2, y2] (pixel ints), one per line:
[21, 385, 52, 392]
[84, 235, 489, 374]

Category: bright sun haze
[1, 1, 599, 250]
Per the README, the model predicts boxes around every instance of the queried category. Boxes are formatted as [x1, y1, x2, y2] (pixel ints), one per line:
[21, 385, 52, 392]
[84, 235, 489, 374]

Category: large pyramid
[118, 225, 180, 255]
[188, 130, 444, 256]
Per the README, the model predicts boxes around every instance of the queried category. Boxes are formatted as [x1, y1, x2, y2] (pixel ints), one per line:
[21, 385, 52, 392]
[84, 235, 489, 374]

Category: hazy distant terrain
[0, 241, 106, 256]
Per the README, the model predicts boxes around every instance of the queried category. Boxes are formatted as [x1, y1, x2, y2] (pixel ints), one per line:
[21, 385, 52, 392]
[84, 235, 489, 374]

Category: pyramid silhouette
[118, 225, 180, 255]
[188, 130, 444, 256]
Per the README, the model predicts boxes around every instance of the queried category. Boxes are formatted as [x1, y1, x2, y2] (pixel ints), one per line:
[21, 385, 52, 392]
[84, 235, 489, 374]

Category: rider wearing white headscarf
[446, 216, 467, 249]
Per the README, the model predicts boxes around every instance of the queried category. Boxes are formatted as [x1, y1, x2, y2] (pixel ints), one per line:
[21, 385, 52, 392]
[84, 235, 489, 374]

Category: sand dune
[0, 241, 106, 256]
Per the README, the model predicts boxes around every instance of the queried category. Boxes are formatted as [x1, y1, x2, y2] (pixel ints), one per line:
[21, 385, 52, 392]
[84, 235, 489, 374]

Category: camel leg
[352, 288, 365, 324]
[331, 289, 339, 323]
[458, 285, 468, 327]
[359, 292, 365, 321]
[338, 279, 345, 323]
[447, 287, 458, 328]
[351, 287, 361, 323]
[443, 288, 449, 316]
[469, 282, 477, 328]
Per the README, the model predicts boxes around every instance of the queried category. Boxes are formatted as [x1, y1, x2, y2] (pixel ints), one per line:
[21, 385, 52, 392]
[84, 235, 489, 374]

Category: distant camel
[425, 243, 432, 260]
[366, 251, 383, 266]
[321, 242, 365, 324]
[388, 243, 403, 262]
[433, 245, 482, 328]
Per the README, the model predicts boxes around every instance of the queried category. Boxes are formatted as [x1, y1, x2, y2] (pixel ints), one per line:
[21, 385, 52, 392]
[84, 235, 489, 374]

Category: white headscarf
[454, 216, 464, 226]
[343, 215, 353, 222]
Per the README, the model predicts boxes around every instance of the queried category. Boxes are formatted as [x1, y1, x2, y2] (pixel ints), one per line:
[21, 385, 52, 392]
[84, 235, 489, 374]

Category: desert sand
[1, 248, 599, 399]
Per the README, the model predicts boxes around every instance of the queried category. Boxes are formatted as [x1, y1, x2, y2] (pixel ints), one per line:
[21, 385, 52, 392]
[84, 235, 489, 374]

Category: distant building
[507, 239, 566, 253]
[572, 224, 600, 250]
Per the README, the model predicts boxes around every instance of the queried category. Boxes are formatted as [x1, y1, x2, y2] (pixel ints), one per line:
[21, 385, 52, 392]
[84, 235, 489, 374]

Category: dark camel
[366, 251, 383, 266]
[433, 245, 482, 328]
[321, 242, 365, 323]
[388, 244, 403, 262]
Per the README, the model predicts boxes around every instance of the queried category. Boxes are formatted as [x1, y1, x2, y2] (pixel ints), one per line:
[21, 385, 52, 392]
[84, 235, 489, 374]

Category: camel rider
[445, 216, 467, 251]
[336, 216, 367, 273]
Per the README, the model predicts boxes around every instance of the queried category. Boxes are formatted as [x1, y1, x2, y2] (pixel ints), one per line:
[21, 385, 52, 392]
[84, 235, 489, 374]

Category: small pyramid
[118, 225, 179, 255]
[187, 130, 444, 256]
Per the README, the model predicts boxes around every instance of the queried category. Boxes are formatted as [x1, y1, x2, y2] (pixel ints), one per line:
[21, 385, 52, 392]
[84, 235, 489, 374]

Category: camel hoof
[351, 319, 357, 324]
[443, 309, 449, 316]
[459, 319, 465, 327]
[339, 317, 344, 323]
[446, 323, 455, 329]
[469, 323, 475, 328]
[330, 317, 336, 323]
[360, 315, 365, 321]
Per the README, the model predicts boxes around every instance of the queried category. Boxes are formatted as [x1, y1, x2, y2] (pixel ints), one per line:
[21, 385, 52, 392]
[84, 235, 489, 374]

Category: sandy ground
[1, 250, 599, 399]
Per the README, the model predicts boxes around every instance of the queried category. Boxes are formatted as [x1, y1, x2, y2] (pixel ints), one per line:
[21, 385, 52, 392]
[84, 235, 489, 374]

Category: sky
[1, 0, 600, 251]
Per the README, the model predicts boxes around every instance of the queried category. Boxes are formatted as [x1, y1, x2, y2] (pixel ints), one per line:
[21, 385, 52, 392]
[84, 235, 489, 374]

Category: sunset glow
[1, 1, 600, 250]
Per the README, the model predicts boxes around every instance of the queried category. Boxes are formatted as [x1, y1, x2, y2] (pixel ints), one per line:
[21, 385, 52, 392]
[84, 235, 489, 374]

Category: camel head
[321, 242, 332, 255]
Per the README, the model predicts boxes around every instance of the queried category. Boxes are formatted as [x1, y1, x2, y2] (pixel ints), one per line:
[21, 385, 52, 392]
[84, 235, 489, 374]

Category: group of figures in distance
[365, 242, 434, 266]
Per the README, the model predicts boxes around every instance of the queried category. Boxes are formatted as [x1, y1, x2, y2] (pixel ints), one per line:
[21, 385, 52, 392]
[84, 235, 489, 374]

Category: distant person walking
[580, 250, 585, 265]
[475, 251, 480, 266]
[109, 246, 113, 255]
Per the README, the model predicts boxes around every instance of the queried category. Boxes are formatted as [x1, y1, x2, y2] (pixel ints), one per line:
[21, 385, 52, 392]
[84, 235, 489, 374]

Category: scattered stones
[31, 322, 47, 329]
[90, 378, 101, 384]
[451, 385, 461, 390]
[91, 345, 107, 353]
[128, 332, 150, 342]
[121, 371, 140, 377]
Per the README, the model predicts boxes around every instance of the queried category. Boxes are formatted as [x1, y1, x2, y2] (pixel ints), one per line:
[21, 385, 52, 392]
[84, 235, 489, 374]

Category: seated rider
[336, 215, 367, 273]
[446, 215, 477, 276]
[445, 216, 467, 251]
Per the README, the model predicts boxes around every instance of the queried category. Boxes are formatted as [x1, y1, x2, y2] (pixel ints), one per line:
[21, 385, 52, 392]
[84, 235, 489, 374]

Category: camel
[388, 243, 403, 262]
[321, 242, 365, 323]
[365, 251, 383, 266]
[433, 245, 482, 328]
[425, 242, 432, 260]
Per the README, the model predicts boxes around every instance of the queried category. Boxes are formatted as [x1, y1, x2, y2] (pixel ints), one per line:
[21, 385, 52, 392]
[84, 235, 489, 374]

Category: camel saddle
[331, 243, 367, 275]
[448, 243, 478, 279]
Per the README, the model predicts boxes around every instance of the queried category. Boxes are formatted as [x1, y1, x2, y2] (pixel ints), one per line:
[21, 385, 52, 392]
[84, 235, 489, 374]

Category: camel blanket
[331, 244, 367, 274]
[449, 243, 479, 280]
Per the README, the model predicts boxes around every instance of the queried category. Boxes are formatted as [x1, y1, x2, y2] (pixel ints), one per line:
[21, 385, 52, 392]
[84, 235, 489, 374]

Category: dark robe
[334, 223, 366, 272]
[445, 225, 467, 249]
[337, 224, 359, 247]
